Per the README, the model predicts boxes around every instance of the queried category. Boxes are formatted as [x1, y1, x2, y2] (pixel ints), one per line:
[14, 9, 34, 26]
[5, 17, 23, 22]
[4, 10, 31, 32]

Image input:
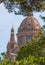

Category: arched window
[26, 35, 32, 42]
[18, 36, 23, 44]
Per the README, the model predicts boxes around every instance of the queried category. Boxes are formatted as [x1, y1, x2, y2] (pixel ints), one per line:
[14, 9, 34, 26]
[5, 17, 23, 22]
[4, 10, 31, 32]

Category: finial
[11, 25, 14, 32]
[27, 12, 33, 16]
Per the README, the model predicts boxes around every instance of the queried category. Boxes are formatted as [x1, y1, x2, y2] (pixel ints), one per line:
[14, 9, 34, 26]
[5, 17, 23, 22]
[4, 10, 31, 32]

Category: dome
[18, 14, 41, 33]
[17, 13, 41, 46]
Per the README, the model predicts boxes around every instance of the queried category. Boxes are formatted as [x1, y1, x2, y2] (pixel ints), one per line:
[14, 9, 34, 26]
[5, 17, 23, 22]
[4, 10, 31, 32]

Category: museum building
[6, 13, 41, 60]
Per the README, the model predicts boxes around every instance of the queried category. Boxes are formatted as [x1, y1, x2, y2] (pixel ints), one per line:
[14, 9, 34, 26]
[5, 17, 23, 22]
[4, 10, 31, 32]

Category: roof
[18, 13, 41, 33]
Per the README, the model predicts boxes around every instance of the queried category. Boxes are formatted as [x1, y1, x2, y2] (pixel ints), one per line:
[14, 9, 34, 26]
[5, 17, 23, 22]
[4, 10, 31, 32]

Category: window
[26, 35, 32, 42]
[18, 36, 23, 44]
[11, 44, 14, 48]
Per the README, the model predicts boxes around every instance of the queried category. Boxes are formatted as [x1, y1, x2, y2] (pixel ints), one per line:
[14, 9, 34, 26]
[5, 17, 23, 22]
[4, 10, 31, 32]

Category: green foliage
[1, 0, 45, 15]
[0, 57, 1, 62]
[18, 56, 45, 65]
[40, 16, 45, 36]
[9, 0, 45, 11]
[16, 35, 45, 61]
[41, 16, 45, 22]
[0, 59, 17, 65]
[16, 32, 45, 64]
[0, 31, 45, 65]
[1, 52, 7, 59]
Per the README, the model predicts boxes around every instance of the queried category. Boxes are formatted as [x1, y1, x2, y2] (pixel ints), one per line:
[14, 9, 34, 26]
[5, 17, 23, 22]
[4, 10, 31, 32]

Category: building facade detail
[7, 26, 18, 60]
[17, 13, 41, 46]
[7, 13, 41, 60]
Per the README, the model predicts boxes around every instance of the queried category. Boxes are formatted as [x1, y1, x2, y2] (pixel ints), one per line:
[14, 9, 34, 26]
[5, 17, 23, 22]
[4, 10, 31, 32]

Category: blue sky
[0, 3, 45, 56]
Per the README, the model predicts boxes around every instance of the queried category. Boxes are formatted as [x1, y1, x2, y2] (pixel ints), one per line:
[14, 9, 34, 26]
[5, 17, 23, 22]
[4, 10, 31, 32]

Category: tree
[0, 52, 17, 65]
[0, 0, 45, 15]
[41, 16, 45, 22]
[1, 52, 7, 60]
[16, 33, 45, 64]
[0, 57, 1, 62]
[41, 16, 45, 29]
[18, 56, 45, 65]
[40, 16, 45, 36]
[0, 31, 45, 65]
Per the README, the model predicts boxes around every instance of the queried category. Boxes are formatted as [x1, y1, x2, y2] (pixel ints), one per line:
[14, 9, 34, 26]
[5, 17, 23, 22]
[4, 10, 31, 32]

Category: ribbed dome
[18, 14, 41, 33]
[17, 13, 41, 46]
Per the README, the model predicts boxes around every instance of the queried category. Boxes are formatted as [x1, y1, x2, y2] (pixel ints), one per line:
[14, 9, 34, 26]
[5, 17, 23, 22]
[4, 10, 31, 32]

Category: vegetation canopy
[0, 31, 45, 65]
[0, 0, 45, 15]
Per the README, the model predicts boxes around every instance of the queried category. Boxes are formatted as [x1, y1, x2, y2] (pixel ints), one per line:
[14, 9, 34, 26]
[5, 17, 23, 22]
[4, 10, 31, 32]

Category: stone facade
[6, 26, 18, 60]
[17, 13, 41, 46]
[7, 13, 41, 60]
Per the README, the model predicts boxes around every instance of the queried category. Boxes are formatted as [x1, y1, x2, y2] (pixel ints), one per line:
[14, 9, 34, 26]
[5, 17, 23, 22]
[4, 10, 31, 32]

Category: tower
[7, 26, 18, 60]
